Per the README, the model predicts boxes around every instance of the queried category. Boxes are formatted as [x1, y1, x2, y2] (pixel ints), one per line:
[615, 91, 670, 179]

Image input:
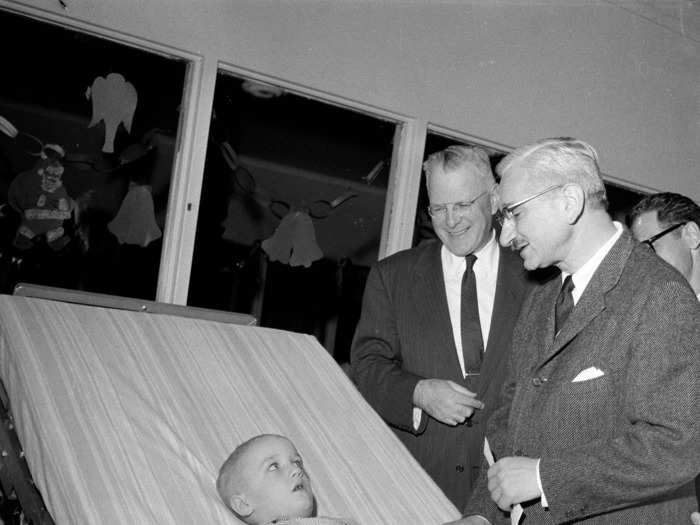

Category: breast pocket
[535, 370, 624, 452]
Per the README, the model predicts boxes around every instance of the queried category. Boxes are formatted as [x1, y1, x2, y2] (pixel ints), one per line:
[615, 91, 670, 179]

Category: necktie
[461, 254, 484, 375]
[555, 275, 575, 335]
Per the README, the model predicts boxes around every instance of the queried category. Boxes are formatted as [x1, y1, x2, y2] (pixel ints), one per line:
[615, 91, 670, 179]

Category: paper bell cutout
[262, 210, 323, 268]
[108, 182, 162, 247]
[87, 73, 138, 153]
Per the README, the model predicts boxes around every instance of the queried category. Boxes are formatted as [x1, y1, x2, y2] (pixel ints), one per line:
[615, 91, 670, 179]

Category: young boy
[216, 434, 357, 525]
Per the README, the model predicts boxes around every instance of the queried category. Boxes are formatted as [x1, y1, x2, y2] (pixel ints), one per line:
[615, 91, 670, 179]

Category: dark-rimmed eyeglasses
[641, 222, 686, 252]
[494, 185, 563, 226]
[427, 190, 489, 220]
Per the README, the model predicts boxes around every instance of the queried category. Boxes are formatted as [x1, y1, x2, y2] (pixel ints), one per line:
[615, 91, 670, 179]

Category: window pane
[0, 10, 187, 300]
[188, 73, 396, 364]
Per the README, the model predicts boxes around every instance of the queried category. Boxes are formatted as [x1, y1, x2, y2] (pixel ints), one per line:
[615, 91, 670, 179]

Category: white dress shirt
[413, 232, 500, 428]
[441, 232, 500, 371]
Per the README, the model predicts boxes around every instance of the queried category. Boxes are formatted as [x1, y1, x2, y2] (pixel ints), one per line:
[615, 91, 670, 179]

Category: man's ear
[230, 493, 253, 519]
[560, 183, 585, 224]
[681, 221, 700, 250]
[489, 186, 500, 215]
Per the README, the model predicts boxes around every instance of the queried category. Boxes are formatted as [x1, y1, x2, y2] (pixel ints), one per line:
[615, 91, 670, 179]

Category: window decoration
[216, 139, 358, 267]
[87, 73, 138, 153]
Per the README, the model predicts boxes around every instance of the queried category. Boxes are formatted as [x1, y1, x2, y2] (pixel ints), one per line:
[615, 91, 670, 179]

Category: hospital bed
[0, 284, 460, 524]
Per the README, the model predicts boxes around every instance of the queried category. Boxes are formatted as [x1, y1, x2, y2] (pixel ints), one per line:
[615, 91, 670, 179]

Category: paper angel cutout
[262, 210, 323, 267]
[108, 182, 162, 247]
[87, 73, 138, 153]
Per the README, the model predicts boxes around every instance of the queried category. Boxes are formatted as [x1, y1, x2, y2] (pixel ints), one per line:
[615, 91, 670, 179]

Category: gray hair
[496, 137, 608, 209]
[423, 145, 494, 190]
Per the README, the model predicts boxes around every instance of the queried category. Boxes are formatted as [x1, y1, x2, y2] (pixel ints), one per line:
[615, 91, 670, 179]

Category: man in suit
[351, 145, 536, 509]
[629, 192, 700, 524]
[450, 138, 700, 524]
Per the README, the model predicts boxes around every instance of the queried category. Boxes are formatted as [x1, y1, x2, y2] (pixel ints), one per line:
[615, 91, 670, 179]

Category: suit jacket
[350, 238, 535, 509]
[464, 231, 700, 524]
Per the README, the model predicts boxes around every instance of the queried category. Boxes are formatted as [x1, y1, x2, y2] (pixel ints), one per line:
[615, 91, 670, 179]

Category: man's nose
[445, 206, 461, 227]
[499, 219, 516, 248]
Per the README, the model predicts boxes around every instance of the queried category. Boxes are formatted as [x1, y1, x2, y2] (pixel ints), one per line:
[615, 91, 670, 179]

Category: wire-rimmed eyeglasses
[641, 222, 686, 252]
[427, 190, 489, 220]
[494, 185, 563, 226]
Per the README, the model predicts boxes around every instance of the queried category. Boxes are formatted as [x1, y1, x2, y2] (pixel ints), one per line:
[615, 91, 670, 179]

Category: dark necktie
[461, 254, 484, 375]
[555, 275, 575, 335]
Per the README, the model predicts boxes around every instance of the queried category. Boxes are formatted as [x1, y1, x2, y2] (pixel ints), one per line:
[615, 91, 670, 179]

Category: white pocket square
[572, 366, 605, 382]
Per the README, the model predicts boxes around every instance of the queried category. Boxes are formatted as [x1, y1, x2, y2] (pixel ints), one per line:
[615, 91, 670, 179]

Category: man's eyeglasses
[494, 184, 563, 226]
[427, 190, 489, 219]
[641, 222, 686, 252]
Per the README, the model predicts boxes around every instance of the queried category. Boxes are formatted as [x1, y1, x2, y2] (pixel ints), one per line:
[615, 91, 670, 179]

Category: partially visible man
[351, 145, 536, 509]
[629, 192, 700, 524]
[630, 192, 700, 300]
[449, 138, 699, 524]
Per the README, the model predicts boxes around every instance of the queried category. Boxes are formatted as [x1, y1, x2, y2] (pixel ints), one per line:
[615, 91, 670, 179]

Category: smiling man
[351, 145, 537, 508]
[449, 138, 700, 525]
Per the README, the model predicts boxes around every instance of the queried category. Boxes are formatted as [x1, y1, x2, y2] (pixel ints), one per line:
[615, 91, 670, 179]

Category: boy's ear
[230, 493, 253, 518]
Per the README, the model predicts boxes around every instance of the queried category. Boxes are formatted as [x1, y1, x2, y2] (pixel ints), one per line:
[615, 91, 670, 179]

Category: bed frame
[0, 283, 257, 524]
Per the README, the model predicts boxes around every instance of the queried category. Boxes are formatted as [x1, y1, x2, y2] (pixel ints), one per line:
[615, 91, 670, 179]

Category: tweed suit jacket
[351, 238, 534, 509]
[463, 231, 700, 524]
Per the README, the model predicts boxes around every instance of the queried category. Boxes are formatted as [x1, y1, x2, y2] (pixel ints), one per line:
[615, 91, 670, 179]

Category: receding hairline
[496, 137, 599, 179]
[423, 144, 495, 191]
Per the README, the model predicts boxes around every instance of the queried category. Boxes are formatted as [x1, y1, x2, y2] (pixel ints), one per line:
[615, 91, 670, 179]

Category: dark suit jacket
[350, 239, 534, 509]
[464, 231, 700, 524]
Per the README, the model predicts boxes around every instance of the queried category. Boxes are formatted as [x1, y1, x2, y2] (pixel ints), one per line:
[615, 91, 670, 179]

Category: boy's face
[238, 435, 314, 523]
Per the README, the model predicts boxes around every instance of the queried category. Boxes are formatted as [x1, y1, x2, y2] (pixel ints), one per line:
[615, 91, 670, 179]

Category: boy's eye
[293, 458, 303, 467]
[268, 462, 279, 471]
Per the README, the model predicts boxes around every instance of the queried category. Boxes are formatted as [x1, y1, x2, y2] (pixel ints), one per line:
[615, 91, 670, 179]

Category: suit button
[531, 376, 546, 386]
[456, 464, 465, 472]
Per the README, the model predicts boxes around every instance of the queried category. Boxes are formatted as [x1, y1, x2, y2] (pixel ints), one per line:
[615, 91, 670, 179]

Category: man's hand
[487, 457, 541, 511]
[442, 516, 490, 525]
[690, 511, 700, 525]
[413, 379, 484, 425]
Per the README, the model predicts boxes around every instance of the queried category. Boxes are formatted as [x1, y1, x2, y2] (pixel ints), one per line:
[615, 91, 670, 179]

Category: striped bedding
[0, 295, 459, 524]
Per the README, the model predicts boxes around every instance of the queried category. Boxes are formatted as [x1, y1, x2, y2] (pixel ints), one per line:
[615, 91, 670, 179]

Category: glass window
[188, 72, 397, 364]
[0, 9, 187, 299]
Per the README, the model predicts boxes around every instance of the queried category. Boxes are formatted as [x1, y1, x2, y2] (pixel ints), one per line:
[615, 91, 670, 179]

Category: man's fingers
[447, 381, 477, 396]
[454, 396, 485, 410]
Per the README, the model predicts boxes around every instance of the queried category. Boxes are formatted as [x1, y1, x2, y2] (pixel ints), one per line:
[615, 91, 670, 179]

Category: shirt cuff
[412, 406, 423, 430]
[536, 458, 548, 508]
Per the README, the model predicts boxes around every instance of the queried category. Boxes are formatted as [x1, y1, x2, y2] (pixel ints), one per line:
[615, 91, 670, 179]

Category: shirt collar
[561, 221, 623, 302]
[441, 230, 498, 274]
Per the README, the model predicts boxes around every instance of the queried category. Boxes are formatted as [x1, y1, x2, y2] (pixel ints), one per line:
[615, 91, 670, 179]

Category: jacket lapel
[410, 242, 465, 383]
[478, 247, 525, 395]
[537, 232, 634, 369]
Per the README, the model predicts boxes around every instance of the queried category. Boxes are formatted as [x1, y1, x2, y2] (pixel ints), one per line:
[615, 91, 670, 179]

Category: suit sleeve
[540, 281, 700, 522]
[350, 263, 425, 433]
